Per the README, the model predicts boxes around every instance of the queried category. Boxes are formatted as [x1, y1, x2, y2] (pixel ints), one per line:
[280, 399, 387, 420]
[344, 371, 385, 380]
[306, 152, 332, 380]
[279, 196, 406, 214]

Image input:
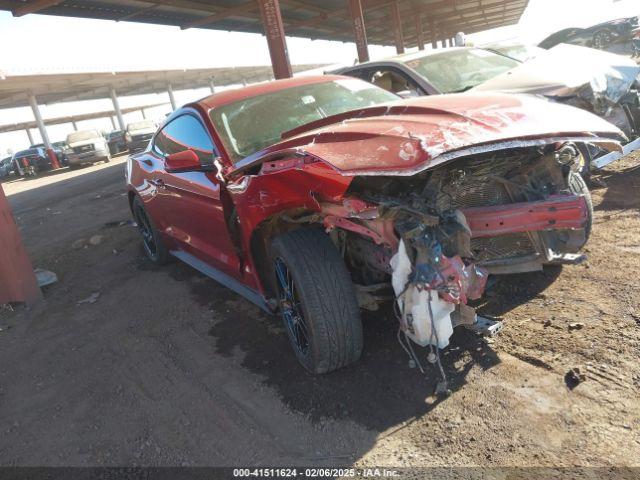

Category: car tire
[568, 170, 593, 242]
[270, 228, 363, 374]
[132, 196, 170, 265]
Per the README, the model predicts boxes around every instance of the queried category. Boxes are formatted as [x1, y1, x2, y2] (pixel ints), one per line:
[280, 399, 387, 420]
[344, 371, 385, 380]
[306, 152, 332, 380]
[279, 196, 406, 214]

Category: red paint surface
[0, 185, 41, 305]
[463, 195, 588, 238]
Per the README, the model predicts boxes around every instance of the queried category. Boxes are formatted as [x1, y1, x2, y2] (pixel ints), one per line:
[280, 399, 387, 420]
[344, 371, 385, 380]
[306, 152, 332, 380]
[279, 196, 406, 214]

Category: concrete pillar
[415, 13, 425, 51]
[109, 87, 126, 131]
[209, 79, 216, 94]
[28, 94, 50, 148]
[390, 1, 405, 54]
[25, 128, 34, 145]
[28, 93, 61, 169]
[167, 83, 177, 111]
[348, 0, 369, 63]
[257, 0, 292, 79]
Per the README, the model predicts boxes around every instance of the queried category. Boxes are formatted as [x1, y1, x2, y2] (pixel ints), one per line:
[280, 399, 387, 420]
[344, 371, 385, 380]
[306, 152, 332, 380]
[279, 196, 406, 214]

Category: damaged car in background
[127, 76, 624, 379]
[335, 44, 640, 174]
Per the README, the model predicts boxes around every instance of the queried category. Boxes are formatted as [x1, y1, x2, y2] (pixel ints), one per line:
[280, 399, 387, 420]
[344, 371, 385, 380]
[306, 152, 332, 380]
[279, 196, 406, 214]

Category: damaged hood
[235, 92, 624, 177]
[470, 44, 640, 105]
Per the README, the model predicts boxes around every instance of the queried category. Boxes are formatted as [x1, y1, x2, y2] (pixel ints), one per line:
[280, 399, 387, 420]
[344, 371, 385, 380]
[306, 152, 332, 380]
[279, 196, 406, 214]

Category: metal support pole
[348, 0, 369, 63]
[257, 0, 293, 79]
[72, 121, 78, 131]
[25, 128, 34, 145]
[28, 93, 61, 169]
[110, 116, 116, 130]
[110, 87, 126, 131]
[209, 79, 216, 94]
[415, 13, 424, 51]
[167, 83, 177, 111]
[141, 108, 147, 119]
[390, 1, 404, 54]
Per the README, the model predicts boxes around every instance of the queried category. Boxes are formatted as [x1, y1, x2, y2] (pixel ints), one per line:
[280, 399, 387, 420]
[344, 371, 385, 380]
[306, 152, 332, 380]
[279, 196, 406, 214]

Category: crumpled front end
[317, 142, 592, 350]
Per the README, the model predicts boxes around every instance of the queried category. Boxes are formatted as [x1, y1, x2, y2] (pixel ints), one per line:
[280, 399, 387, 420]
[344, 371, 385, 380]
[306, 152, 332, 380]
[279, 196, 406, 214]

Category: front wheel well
[249, 209, 324, 299]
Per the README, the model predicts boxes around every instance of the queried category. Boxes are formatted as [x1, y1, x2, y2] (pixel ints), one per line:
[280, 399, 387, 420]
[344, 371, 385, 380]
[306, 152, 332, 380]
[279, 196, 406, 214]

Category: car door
[150, 113, 242, 279]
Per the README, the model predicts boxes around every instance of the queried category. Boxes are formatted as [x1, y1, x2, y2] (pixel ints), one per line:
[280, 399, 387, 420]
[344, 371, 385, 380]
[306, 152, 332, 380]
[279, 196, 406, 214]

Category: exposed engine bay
[313, 143, 590, 353]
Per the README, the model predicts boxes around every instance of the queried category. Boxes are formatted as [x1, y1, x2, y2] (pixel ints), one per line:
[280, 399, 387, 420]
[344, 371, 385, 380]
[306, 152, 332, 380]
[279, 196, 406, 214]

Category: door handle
[150, 178, 165, 188]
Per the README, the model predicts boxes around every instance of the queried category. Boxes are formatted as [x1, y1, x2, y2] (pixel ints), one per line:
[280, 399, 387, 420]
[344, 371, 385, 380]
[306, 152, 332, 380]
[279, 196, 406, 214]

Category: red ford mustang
[126, 75, 623, 374]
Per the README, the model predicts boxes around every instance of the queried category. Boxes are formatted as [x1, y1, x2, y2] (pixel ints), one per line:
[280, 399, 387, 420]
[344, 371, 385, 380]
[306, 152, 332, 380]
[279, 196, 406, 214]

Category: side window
[154, 115, 216, 166]
[342, 68, 373, 83]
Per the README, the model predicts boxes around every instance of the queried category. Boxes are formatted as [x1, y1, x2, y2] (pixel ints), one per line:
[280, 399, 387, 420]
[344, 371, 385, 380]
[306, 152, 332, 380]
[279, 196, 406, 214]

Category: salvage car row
[0, 119, 158, 179]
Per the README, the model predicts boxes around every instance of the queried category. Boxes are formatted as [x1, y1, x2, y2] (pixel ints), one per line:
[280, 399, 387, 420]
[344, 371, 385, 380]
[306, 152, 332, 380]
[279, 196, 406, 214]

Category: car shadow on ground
[474, 266, 562, 318]
[593, 161, 640, 213]
[149, 219, 568, 434]
[150, 256, 569, 433]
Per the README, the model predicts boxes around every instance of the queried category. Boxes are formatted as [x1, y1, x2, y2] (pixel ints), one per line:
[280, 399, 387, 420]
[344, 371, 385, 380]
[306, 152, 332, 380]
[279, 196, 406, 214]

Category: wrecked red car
[126, 75, 624, 374]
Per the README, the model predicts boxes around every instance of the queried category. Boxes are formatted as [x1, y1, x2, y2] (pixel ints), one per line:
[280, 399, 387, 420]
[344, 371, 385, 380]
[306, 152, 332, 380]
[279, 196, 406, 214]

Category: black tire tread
[568, 171, 593, 241]
[271, 228, 363, 374]
[132, 195, 170, 266]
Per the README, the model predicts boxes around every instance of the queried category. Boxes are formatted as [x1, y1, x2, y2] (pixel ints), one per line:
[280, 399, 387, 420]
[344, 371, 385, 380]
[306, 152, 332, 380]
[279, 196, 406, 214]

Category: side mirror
[165, 149, 200, 172]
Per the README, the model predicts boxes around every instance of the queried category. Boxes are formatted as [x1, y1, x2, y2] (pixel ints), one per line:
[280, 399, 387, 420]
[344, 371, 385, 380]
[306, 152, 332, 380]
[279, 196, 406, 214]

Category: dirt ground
[0, 153, 638, 468]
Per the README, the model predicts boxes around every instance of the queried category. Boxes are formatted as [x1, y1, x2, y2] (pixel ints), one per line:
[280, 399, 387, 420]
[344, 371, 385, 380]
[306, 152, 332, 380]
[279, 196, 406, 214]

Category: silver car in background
[66, 129, 111, 168]
[126, 120, 156, 152]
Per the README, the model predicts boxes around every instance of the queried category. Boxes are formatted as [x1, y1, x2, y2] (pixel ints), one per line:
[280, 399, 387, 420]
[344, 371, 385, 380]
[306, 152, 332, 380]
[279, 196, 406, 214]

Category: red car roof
[196, 74, 346, 109]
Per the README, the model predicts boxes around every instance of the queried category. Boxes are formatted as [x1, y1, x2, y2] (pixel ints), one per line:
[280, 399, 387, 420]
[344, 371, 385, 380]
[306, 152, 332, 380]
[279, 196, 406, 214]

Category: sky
[0, 0, 639, 154]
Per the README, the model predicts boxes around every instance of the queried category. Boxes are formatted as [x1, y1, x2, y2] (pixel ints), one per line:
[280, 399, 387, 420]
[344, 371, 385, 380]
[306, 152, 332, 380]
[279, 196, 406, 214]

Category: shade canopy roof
[0, 64, 322, 109]
[0, 102, 168, 133]
[0, 0, 529, 48]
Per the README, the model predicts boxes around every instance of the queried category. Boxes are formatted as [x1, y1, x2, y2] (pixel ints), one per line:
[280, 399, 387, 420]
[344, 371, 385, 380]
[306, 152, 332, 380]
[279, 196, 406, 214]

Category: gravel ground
[0, 153, 638, 468]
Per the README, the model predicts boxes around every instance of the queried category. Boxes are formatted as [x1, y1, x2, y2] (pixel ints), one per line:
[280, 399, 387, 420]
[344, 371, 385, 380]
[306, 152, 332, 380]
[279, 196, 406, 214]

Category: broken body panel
[220, 88, 622, 349]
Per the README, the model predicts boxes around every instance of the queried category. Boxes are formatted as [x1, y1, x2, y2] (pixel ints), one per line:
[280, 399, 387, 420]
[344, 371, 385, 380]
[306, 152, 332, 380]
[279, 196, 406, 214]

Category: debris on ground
[568, 322, 585, 331]
[34, 269, 58, 287]
[88, 235, 103, 246]
[77, 292, 100, 305]
[565, 367, 587, 389]
[71, 238, 86, 250]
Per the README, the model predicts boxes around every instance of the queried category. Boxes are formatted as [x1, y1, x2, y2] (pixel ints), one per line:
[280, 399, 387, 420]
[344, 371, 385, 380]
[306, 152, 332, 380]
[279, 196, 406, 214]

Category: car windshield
[209, 78, 398, 164]
[400, 48, 520, 93]
[485, 44, 544, 62]
[127, 121, 155, 133]
[68, 130, 101, 143]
